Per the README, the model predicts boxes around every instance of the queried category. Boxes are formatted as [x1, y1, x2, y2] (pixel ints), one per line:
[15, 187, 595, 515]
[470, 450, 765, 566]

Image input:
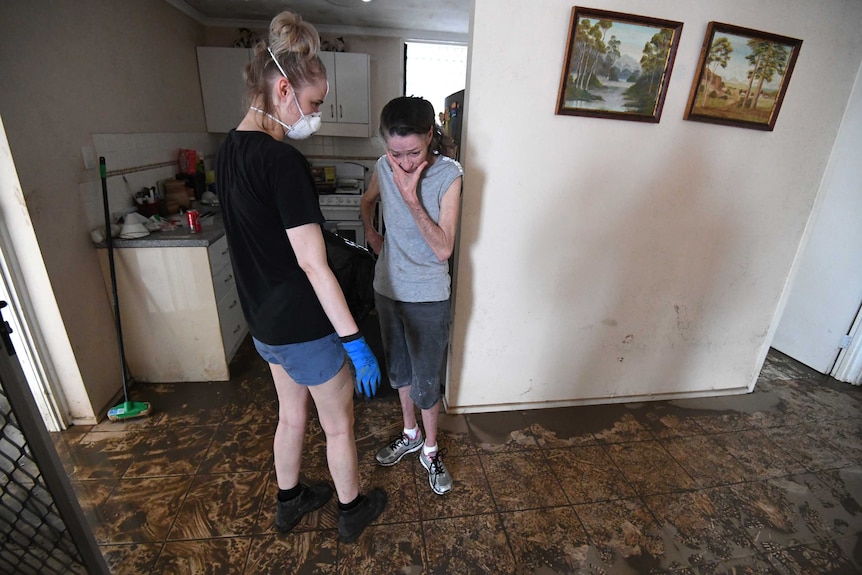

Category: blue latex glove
[342, 336, 381, 398]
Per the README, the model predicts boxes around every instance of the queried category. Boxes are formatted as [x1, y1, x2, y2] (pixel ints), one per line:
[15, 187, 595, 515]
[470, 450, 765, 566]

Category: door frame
[0, 114, 68, 430]
[832, 302, 862, 384]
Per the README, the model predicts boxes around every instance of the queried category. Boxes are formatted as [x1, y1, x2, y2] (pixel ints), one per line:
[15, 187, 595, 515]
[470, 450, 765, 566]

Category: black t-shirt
[215, 130, 330, 345]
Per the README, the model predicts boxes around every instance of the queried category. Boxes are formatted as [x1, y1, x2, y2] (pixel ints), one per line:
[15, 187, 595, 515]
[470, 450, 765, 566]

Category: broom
[101, 157, 152, 421]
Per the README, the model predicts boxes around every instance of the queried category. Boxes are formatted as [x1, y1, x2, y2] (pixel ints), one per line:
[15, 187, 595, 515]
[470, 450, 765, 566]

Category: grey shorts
[374, 292, 451, 410]
[252, 333, 346, 385]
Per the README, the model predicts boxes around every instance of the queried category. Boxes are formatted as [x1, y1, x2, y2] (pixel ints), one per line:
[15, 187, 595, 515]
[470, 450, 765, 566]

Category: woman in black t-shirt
[214, 10, 385, 543]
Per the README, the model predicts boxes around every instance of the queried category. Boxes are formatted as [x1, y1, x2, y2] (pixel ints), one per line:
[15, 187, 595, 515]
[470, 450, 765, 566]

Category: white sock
[404, 426, 420, 440]
[423, 442, 437, 456]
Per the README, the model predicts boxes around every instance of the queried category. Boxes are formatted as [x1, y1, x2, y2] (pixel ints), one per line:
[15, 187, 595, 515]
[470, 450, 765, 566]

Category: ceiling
[169, 0, 471, 38]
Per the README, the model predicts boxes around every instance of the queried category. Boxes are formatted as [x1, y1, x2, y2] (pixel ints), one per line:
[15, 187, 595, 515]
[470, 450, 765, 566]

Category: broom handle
[100, 157, 131, 398]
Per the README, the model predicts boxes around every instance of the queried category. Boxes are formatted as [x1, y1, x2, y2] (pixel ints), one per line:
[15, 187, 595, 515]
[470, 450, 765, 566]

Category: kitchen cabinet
[97, 234, 247, 382]
[196, 48, 371, 137]
[196, 47, 252, 133]
[317, 52, 371, 137]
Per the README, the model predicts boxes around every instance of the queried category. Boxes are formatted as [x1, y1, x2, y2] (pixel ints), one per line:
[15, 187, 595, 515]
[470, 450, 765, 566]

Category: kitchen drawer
[212, 259, 237, 304]
[208, 235, 231, 276]
[218, 287, 246, 358]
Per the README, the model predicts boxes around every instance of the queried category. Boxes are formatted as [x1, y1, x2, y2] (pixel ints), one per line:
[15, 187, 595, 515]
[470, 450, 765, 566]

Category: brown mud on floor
[54, 338, 862, 574]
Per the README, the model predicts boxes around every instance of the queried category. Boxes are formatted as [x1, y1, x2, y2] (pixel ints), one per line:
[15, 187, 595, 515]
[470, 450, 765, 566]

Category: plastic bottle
[194, 153, 206, 200]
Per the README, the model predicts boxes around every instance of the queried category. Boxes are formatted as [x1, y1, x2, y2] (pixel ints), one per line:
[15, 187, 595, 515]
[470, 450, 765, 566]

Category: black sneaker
[275, 483, 334, 533]
[338, 488, 388, 543]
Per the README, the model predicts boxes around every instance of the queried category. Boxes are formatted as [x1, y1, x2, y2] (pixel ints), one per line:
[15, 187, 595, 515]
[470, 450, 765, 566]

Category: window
[404, 42, 468, 119]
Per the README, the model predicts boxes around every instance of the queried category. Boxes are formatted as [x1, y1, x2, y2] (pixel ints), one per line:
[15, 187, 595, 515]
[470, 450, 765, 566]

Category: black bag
[323, 229, 376, 321]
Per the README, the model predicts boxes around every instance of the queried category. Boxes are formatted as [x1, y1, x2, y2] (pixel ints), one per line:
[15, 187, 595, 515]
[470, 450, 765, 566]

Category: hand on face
[384, 131, 432, 205]
[386, 149, 427, 205]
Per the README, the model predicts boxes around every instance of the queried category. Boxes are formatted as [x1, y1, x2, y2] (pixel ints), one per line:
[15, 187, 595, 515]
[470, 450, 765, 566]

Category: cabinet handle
[221, 249, 229, 256]
[224, 274, 233, 283]
[330, 104, 334, 118]
[229, 300, 238, 309]
[233, 325, 241, 334]
[338, 104, 342, 119]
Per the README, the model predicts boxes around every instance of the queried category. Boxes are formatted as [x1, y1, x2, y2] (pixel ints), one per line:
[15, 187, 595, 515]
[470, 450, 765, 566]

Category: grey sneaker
[375, 431, 423, 466]
[419, 448, 452, 495]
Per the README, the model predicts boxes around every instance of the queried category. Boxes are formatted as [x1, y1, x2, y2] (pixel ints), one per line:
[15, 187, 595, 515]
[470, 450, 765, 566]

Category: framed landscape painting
[684, 22, 802, 131]
[556, 7, 683, 123]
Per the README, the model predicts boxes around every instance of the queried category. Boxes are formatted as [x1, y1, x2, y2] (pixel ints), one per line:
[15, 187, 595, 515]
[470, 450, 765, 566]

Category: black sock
[338, 493, 364, 511]
[278, 483, 302, 502]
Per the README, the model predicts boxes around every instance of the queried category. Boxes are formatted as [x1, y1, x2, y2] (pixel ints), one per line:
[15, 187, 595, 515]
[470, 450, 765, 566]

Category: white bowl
[124, 211, 150, 225]
[119, 222, 150, 239]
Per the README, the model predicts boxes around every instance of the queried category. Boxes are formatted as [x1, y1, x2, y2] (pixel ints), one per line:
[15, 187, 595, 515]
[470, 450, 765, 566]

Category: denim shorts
[253, 333, 346, 386]
[374, 292, 451, 410]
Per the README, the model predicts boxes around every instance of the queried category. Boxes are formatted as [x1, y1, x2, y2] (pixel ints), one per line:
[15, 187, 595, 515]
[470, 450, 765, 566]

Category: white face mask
[250, 101, 321, 140]
[283, 90, 322, 139]
[254, 47, 322, 140]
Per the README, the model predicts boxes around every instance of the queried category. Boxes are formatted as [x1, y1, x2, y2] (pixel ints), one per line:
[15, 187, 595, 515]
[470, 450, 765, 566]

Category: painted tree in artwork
[640, 29, 673, 93]
[620, 28, 674, 113]
[570, 18, 593, 88]
[584, 20, 612, 89]
[570, 19, 613, 91]
[701, 36, 733, 106]
[741, 39, 789, 110]
[605, 35, 621, 80]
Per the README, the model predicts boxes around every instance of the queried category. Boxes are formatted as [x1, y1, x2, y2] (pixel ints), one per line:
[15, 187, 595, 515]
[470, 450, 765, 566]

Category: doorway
[770, 59, 862, 385]
[404, 41, 468, 119]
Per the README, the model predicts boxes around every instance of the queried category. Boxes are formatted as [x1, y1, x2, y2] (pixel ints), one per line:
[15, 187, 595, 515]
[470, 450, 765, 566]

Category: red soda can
[186, 209, 202, 233]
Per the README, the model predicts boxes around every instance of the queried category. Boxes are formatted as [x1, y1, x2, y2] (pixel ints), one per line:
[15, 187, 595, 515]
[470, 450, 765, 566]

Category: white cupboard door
[197, 47, 251, 133]
[319, 51, 338, 123]
[334, 52, 370, 124]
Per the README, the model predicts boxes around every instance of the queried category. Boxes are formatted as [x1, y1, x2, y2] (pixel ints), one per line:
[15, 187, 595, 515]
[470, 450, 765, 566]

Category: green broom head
[107, 400, 152, 421]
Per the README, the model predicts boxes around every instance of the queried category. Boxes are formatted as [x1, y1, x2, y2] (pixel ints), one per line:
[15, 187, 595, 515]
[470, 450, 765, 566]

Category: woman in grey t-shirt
[360, 96, 463, 495]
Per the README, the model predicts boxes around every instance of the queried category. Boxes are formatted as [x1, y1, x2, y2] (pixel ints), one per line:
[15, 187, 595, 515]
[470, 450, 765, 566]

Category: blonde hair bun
[269, 10, 320, 59]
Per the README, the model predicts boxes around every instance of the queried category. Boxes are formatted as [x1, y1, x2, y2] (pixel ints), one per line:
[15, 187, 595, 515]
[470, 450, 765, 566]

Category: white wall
[771, 60, 862, 376]
[447, 0, 862, 412]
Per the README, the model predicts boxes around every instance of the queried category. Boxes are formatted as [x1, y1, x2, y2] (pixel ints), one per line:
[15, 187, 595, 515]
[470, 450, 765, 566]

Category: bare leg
[398, 386, 417, 430]
[421, 401, 441, 449]
[308, 362, 360, 504]
[269, 363, 311, 490]
[398, 386, 440, 449]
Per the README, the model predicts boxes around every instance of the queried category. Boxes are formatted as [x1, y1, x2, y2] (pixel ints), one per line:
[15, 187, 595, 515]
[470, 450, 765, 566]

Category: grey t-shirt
[373, 154, 463, 302]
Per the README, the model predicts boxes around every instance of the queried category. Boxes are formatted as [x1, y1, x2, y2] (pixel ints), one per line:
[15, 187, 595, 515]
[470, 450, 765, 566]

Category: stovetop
[313, 161, 366, 198]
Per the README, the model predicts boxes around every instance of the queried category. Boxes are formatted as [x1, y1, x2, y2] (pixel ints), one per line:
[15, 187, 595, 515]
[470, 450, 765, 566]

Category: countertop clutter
[93, 148, 223, 248]
[104, 209, 225, 248]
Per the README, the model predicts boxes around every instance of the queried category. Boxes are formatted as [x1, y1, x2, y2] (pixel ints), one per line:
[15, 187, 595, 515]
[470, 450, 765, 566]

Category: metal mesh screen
[0, 381, 88, 575]
[0, 299, 108, 575]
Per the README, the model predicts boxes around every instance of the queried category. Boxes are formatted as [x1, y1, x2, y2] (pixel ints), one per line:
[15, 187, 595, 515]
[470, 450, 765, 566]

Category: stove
[319, 195, 362, 207]
[317, 162, 367, 245]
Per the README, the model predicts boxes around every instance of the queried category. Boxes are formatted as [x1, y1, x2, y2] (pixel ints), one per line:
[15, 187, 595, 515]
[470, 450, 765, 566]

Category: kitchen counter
[100, 210, 225, 248]
[94, 210, 247, 383]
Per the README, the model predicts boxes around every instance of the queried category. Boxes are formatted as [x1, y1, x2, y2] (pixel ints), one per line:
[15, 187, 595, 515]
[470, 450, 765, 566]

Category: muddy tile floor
[52, 338, 862, 574]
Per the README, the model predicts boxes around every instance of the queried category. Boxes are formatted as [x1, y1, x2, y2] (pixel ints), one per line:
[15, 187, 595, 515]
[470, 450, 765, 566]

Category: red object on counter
[178, 149, 197, 175]
[186, 209, 202, 233]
